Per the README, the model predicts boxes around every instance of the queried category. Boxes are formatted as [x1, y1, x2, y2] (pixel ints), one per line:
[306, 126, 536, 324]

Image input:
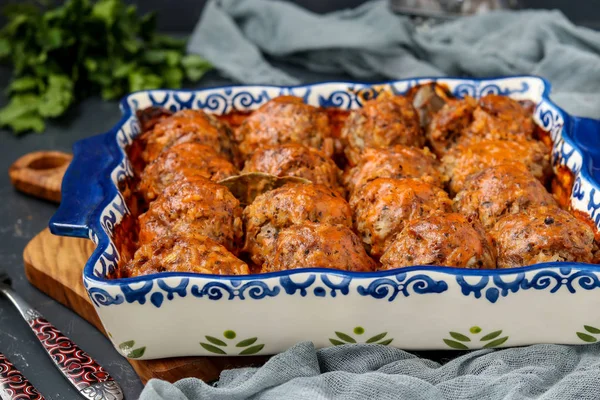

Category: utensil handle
[0, 287, 123, 400]
[9, 151, 72, 203]
[0, 353, 45, 400]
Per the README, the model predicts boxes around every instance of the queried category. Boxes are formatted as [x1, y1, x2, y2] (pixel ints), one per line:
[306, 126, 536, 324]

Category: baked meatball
[343, 145, 445, 195]
[454, 163, 557, 229]
[427, 97, 477, 156]
[350, 178, 453, 259]
[468, 95, 535, 142]
[490, 206, 594, 268]
[442, 139, 551, 195]
[380, 213, 496, 270]
[138, 179, 243, 252]
[243, 183, 353, 266]
[427, 95, 536, 156]
[235, 96, 333, 159]
[123, 233, 249, 277]
[139, 143, 238, 202]
[342, 94, 424, 165]
[142, 109, 237, 163]
[242, 144, 344, 195]
[262, 222, 377, 273]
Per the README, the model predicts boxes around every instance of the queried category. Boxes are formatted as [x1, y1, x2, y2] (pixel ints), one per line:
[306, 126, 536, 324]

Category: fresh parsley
[0, 0, 212, 134]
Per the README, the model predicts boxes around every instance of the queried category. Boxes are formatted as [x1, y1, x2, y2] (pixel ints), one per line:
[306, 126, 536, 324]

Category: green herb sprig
[0, 0, 212, 134]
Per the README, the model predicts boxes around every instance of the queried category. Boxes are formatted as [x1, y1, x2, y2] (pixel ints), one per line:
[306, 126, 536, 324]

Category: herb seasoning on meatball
[380, 213, 496, 269]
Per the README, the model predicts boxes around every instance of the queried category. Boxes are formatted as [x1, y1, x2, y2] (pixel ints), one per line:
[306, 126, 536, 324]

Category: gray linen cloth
[188, 0, 600, 119]
[141, 2, 600, 399]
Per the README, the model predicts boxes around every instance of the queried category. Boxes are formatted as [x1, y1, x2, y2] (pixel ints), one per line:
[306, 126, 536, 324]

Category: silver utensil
[0, 352, 46, 400]
[0, 272, 123, 400]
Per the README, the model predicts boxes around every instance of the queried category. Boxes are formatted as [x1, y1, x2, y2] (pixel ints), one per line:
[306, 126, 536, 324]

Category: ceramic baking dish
[49, 77, 600, 360]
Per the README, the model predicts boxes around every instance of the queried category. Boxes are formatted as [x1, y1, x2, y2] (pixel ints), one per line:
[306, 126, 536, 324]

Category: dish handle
[49, 133, 116, 239]
[568, 115, 600, 183]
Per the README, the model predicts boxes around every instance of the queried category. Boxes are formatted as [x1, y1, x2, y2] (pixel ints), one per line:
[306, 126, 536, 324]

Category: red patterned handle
[28, 318, 123, 400]
[0, 353, 45, 400]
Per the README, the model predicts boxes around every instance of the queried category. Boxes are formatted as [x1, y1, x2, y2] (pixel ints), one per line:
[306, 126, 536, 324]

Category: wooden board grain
[23, 229, 269, 384]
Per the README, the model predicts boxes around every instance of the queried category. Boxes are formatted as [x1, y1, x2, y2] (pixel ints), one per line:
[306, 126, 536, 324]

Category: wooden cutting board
[12, 151, 268, 384]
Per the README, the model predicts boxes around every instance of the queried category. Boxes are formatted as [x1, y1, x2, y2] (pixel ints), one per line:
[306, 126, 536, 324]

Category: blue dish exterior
[49, 76, 600, 310]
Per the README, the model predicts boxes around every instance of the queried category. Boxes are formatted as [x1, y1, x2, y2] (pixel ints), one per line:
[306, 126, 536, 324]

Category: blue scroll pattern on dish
[357, 273, 448, 302]
[456, 267, 600, 304]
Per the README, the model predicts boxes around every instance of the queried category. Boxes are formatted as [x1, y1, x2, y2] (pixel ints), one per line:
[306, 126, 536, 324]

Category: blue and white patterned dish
[49, 77, 600, 359]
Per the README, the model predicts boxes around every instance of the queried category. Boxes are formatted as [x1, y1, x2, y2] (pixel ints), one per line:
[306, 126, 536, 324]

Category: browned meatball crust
[442, 139, 551, 195]
[138, 179, 243, 252]
[342, 94, 424, 165]
[142, 109, 237, 163]
[427, 95, 536, 156]
[124, 233, 249, 277]
[139, 143, 238, 202]
[343, 145, 445, 195]
[350, 178, 453, 259]
[468, 95, 535, 142]
[454, 163, 558, 229]
[262, 222, 377, 273]
[490, 206, 594, 268]
[235, 96, 333, 159]
[243, 183, 353, 266]
[427, 97, 477, 156]
[380, 213, 496, 269]
[242, 143, 344, 195]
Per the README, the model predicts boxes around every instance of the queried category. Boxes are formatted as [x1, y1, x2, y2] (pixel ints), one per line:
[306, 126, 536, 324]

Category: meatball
[350, 178, 453, 259]
[442, 139, 551, 195]
[468, 95, 535, 142]
[242, 144, 344, 195]
[262, 222, 377, 273]
[243, 183, 353, 266]
[490, 206, 594, 268]
[427, 97, 477, 156]
[343, 145, 445, 195]
[142, 109, 237, 164]
[235, 96, 333, 159]
[138, 179, 243, 253]
[454, 163, 558, 229]
[123, 233, 249, 277]
[342, 94, 424, 165]
[427, 95, 536, 156]
[380, 213, 496, 269]
[139, 143, 238, 202]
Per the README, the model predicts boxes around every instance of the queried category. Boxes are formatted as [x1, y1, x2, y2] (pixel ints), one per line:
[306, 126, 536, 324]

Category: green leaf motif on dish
[236, 338, 258, 348]
[205, 336, 227, 347]
[449, 332, 471, 342]
[480, 330, 503, 341]
[239, 344, 265, 355]
[366, 332, 388, 343]
[118, 340, 146, 358]
[443, 339, 469, 350]
[443, 327, 508, 349]
[584, 325, 600, 334]
[482, 337, 509, 348]
[200, 342, 227, 355]
[335, 331, 357, 343]
[200, 330, 265, 355]
[329, 328, 393, 346]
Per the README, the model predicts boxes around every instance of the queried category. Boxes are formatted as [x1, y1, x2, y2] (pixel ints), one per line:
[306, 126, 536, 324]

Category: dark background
[0, 1, 597, 400]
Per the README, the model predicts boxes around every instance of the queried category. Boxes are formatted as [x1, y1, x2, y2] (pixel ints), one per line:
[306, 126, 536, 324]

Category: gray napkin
[141, 341, 600, 400]
[188, 0, 600, 119]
